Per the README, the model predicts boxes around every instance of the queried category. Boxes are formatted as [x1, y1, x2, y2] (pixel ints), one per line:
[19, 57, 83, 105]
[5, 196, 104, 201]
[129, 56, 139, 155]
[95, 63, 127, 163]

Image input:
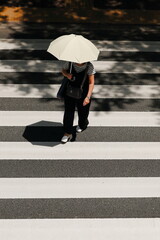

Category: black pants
[63, 95, 91, 134]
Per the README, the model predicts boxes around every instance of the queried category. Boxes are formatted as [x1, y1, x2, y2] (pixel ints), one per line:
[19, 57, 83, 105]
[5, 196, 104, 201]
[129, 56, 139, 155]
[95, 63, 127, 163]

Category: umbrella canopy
[47, 34, 100, 64]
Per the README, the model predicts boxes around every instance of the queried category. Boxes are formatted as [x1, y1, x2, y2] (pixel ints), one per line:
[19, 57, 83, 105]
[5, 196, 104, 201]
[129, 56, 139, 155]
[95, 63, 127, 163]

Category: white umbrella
[47, 34, 100, 64]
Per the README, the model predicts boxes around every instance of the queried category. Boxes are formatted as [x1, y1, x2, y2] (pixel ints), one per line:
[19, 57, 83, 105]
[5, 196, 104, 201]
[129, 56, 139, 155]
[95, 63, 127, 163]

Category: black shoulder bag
[66, 63, 89, 99]
[57, 62, 72, 99]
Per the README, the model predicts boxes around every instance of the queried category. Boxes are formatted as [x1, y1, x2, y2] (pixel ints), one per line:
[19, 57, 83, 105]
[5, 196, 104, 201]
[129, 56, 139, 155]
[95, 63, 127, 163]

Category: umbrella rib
[58, 36, 77, 60]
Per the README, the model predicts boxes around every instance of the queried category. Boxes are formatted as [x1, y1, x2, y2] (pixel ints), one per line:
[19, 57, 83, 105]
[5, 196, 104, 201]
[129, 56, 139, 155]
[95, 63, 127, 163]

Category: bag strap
[80, 62, 89, 90]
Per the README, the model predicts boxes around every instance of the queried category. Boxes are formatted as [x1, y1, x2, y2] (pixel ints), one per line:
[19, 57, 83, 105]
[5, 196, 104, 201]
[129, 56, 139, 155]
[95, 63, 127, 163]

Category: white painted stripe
[1, 111, 160, 126]
[0, 178, 159, 198]
[0, 39, 51, 50]
[0, 39, 159, 52]
[93, 40, 160, 52]
[95, 61, 160, 73]
[0, 142, 160, 160]
[1, 84, 160, 98]
[0, 60, 160, 73]
[0, 219, 159, 240]
[93, 85, 160, 99]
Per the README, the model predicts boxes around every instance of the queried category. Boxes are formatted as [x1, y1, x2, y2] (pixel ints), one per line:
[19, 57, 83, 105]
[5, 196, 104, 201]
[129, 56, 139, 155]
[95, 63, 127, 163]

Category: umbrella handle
[69, 62, 73, 74]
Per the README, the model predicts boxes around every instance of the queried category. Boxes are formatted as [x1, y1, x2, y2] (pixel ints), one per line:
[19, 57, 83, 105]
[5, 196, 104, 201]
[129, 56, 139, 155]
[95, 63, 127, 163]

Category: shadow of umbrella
[22, 120, 64, 147]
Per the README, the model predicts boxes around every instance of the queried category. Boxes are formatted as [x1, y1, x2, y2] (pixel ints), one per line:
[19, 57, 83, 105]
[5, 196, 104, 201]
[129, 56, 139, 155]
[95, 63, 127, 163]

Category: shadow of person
[22, 120, 63, 147]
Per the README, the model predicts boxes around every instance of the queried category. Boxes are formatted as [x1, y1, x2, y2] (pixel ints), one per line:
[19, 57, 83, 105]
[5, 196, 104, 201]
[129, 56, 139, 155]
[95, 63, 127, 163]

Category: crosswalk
[0, 22, 160, 239]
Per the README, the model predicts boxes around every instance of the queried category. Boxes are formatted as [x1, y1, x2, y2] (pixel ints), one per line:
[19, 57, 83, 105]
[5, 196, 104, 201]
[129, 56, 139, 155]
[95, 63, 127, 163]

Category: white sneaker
[76, 125, 83, 133]
[61, 134, 72, 143]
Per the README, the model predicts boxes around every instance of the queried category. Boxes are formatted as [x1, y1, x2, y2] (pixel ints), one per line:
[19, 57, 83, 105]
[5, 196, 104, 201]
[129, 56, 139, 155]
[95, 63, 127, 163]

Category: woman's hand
[83, 97, 90, 106]
[62, 69, 72, 80]
[66, 73, 73, 80]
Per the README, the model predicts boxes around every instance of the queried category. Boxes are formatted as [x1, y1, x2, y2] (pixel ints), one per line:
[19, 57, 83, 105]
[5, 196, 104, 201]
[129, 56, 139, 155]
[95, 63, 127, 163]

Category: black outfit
[63, 64, 91, 134]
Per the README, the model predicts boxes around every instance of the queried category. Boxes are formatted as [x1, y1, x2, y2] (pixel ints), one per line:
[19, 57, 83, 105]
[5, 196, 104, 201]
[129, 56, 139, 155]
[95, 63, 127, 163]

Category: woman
[61, 61, 95, 143]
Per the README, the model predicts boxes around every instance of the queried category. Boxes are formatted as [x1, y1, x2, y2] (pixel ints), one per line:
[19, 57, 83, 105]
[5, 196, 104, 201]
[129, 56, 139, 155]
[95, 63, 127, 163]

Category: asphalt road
[0, 22, 160, 239]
